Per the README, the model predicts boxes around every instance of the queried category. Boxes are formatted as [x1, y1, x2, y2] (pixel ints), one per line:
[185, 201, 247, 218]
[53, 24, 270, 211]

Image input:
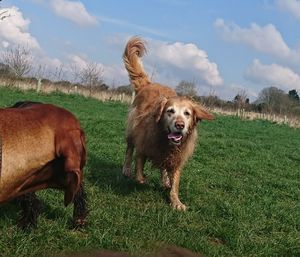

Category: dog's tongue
[168, 132, 182, 142]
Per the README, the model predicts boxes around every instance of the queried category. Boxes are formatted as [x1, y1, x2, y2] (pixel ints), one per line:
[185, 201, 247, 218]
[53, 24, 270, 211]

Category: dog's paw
[122, 167, 131, 177]
[171, 201, 187, 211]
[136, 175, 147, 184]
[72, 217, 87, 229]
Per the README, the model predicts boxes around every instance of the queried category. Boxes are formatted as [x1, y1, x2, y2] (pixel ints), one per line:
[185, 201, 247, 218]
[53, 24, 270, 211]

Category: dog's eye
[184, 111, 191, 116]
[167, 108, 175, 114]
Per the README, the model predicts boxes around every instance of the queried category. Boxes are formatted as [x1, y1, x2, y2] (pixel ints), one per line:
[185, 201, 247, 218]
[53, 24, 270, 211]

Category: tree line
[0, 45, 108, 96]
[0, 45, 299, 117]
[174, 80, 300, 117]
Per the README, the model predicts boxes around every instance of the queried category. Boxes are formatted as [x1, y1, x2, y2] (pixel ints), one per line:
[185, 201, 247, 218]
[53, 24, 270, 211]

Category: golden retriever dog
[122, 37, 214, 211]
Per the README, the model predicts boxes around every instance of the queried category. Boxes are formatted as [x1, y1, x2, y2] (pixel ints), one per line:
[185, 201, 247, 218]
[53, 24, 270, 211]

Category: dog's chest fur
[148, 127, 196, 171]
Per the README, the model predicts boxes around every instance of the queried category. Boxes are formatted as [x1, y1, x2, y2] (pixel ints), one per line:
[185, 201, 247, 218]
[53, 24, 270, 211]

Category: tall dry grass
[0, 77, 133, 103]
[1, 77, 300, 128]
[212, 107, 300, 128]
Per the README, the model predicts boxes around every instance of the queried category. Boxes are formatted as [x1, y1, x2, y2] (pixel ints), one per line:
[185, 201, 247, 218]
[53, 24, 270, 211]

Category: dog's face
[155, 97, 214, 145]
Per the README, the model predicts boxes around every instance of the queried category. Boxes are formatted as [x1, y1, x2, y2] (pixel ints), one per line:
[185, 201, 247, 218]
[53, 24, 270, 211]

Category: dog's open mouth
[167, 132, 183, 145]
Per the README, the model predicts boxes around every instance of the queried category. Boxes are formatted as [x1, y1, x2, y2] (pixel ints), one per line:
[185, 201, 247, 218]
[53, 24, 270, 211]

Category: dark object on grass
[0, 101, 88, 229]
[61, 246, 206, 257]
[10, 100, 42, 108]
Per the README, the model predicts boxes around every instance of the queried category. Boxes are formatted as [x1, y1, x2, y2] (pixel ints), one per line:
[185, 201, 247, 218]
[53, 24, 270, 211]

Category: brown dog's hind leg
[56, 130, 84, 207]
[17, 192, 43, 229]
[60, 137, 88, 228]
[135, 154, 146, 184]
[122, 141, 134, 178]
[72, 183, 88, 228]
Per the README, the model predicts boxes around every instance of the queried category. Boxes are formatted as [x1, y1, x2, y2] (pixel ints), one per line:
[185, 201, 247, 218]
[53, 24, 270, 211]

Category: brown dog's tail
[123, 37, 151, 93]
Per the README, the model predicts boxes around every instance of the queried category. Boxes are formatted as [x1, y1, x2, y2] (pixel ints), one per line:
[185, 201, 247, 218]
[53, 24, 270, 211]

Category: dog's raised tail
[123, 37, 151, 93]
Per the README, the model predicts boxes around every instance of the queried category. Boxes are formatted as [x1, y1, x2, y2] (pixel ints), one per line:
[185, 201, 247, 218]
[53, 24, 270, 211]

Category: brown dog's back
[0, 103, 86, 204]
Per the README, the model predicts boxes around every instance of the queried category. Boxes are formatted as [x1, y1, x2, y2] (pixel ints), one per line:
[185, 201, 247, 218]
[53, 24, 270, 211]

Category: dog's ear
[193, 104, 214, 122]
[154, 97, 168, 123]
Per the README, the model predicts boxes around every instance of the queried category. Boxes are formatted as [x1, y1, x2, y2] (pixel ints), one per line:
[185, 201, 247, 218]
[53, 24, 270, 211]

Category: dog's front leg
[161, 169, 171, 189]
[169, 169, 186, 211]
[135, 154, 146, 184]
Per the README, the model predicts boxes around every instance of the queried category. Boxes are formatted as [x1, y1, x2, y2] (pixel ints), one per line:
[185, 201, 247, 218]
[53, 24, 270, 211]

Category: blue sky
[1, 0, 300, 100]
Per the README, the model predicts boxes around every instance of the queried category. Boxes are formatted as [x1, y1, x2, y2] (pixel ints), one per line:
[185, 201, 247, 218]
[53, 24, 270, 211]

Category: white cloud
[245, 59, 300, 90]
[0, 7, 70, 79]
[2, 41, 9, 48]
[0, 6, 40, 49]
[49, 0, 98, 26]
[214, 18, 291, 59]
[40, 56, 63, 69]
[276, 0, 300, 19]
[103, 65, 128, 86]
[68, 54, 89, 69]
[68, 37, 223, 89]
[146, 39, 223, 87]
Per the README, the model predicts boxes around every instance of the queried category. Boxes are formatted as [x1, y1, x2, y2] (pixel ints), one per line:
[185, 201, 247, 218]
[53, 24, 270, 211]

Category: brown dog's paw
[136, 175, 147, 184]
[72, 218, 87, 229]
[122, 167, 132, 178]
[171, 201, 187, 211]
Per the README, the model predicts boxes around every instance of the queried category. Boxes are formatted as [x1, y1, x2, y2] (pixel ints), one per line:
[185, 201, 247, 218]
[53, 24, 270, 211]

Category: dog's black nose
[175, 120, 185, 130]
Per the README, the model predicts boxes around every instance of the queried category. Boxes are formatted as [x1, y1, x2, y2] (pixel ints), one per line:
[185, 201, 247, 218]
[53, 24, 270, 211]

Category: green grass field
[0, 86, 299, 257]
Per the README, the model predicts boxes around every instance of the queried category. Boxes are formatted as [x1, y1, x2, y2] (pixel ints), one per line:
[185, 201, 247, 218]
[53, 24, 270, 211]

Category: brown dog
[122, 37, 214, 210]
[0, 101, 87, 228]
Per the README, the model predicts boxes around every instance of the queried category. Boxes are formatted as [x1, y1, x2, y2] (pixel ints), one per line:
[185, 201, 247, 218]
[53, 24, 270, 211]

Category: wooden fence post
[131, 91, 135, 104]
[36, 78, 42, 93]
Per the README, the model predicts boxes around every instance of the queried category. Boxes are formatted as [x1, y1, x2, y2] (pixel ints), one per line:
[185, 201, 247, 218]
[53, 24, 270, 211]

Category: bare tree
[70, 63, 81, 83]
[201, 88, 224, 108]
[1, 45, 33, 77]
[81, 62, 104, 87]
[0, 62, 13, 77]
[33, 64, 47, 80]
[71, 61, 104, 95]
[257, 86, 291, 114]
[175, 80, 198, 97]
[233, 89, 248, 110]
[50, 64, 66, 81]
[288, 89, 300, 102]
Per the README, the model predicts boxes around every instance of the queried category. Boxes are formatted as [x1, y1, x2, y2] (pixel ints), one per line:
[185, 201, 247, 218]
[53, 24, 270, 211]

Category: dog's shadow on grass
[0, 153, 167, 227]
[86, 152, 167, 199]
[0, 196, 78, 229]
[0, 201, 19, 226]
